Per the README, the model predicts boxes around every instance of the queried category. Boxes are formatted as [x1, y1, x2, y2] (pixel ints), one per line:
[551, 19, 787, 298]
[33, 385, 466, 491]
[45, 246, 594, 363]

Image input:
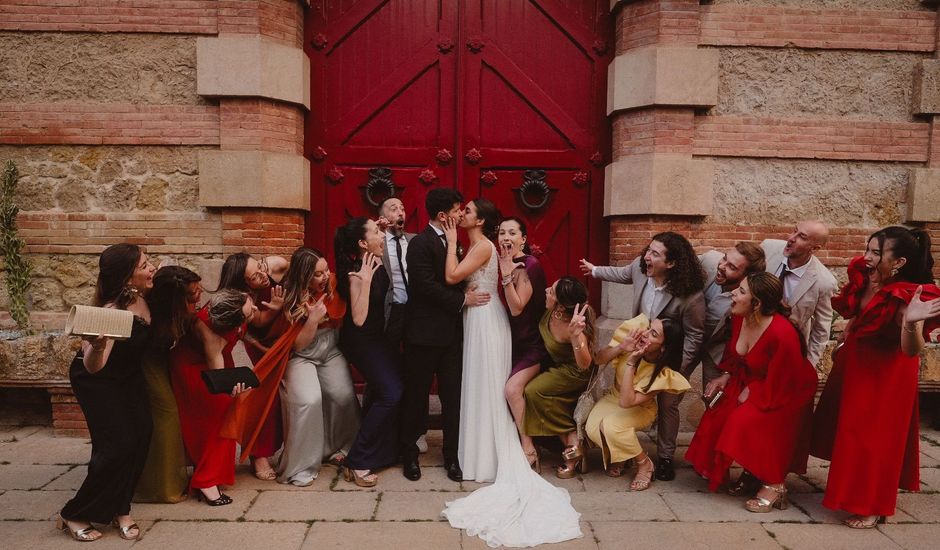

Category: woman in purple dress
[497, 217, 549, 470]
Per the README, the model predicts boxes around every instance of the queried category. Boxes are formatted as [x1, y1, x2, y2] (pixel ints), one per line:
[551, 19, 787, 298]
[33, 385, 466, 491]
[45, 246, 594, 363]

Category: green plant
[1, 160, 34, 333]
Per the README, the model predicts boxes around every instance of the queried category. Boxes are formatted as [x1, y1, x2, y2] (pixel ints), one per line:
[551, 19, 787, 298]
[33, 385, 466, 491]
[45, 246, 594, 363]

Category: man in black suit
[399, 188, 490, 482]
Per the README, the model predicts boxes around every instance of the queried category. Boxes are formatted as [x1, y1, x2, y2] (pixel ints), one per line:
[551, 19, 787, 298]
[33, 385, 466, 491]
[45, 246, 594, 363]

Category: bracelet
[447, 252, 457, 256]
[572, 338, 586, 351]
[903, 324, 917, 334]
[501, 275, 513, 287]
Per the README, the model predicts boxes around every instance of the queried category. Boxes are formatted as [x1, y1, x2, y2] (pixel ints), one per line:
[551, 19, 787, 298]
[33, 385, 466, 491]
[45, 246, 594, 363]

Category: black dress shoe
[444, 461, 463, 482]
[402, 457, 421, 481]
[655, 457, 675, 481]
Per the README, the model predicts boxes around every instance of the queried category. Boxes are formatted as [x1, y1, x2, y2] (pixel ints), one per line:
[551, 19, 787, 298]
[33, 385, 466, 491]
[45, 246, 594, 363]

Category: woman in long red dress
[217, 253, 287, 480]
[171, 289, 257, 505]
[812, 226, 940, 528]
[686, 272, 817, 512]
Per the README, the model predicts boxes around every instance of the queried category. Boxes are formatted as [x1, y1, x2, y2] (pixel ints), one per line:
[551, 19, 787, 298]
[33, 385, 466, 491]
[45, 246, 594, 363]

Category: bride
[440, 198, 581, 547]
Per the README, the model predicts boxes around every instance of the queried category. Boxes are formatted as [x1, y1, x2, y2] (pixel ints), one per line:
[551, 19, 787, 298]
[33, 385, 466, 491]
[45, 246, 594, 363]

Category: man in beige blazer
[761, 221, 838, 367]
[581, 232, 705, 481]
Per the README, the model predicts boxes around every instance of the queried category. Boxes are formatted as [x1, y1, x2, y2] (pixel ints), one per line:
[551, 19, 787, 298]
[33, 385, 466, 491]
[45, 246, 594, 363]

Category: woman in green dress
[523, 276, 596, 478]
[134, 266, 203, 503]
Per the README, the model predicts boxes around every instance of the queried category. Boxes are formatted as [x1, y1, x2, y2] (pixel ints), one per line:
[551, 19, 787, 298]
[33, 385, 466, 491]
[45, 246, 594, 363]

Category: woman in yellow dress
[586, 314, 690, 491]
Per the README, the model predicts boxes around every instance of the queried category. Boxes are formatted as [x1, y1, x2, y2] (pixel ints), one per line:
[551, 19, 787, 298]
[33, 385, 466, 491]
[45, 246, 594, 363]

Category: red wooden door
[458, 0, 610, 286]
[305, 1, 610, 291]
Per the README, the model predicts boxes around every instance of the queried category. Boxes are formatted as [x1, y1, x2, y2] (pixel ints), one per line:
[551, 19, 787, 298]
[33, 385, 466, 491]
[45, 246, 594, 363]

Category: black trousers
[399, 340, 462, 462]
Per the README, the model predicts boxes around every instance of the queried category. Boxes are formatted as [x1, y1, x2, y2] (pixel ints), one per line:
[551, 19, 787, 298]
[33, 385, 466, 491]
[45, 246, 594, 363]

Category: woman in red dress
[217, 253, 288, 480]
[812, 226, 940, 528]
[171, 289, 258, 505]
[686, 272, 817, 513]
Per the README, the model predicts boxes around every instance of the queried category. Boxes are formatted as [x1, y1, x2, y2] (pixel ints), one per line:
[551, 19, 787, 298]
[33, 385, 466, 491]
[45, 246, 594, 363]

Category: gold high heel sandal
[744, 484, 788, 513]
[56, 514, 102, 542]
[525, 449, 541, 474]
[343, 466, 378, 487]
[556, 444, 588, 479]
[630, 455, 654, 491]
[843, 515, 886, 529]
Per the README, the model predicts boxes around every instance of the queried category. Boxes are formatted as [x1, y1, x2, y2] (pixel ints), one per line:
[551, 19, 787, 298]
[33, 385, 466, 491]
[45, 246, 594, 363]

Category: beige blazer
[761, 239, 838, 366]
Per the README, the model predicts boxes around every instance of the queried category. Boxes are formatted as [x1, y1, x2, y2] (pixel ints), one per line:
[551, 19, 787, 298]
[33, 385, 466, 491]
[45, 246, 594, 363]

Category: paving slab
[798, 466, 830, 491]
[762, 523, 901, 550]
[788, 492, 917, 524]
[0, 519, 155, 549]
[376, 491, 469, 521]
[131, 489, 258, 521]
[920, 444, 940, 462]
[0, 426, 43, 442]
[245, 490, 377, 521]
[592, 521, 780, 550]
[917, 467, 940, 491]
[879, 523, 940, 549]
[920, 452, 940, 468]
[0, 464, 70, 490]
[570, 491, 676, 522]
[896, 492, 940, 523]
[135, 520, 308, 550]
[0, 490, 74, 520]
[662, 491, 811, 523]
[349, 465, 461, 492]
[0, 434, 92, 465]
[460, 521, 598, 550]
[302, 520, 460, 550]
[42, 465, 86, 491]
[233, 464, 338, 492]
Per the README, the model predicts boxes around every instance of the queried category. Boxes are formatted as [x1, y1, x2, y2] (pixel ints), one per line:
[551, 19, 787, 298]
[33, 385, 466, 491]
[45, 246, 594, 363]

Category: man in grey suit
[697, 242, 766, 398]
[581, 232, 706, 481]
[761, 221, 838, 367]
[377, 196, 428, 453]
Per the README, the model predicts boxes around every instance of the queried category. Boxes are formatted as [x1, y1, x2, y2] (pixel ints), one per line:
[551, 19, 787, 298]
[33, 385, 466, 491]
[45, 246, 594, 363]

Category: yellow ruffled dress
[585, 315, 690, 467]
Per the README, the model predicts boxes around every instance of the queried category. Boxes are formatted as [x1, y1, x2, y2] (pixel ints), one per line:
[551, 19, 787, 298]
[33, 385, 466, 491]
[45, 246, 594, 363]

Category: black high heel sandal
[196, 488, 233, 506]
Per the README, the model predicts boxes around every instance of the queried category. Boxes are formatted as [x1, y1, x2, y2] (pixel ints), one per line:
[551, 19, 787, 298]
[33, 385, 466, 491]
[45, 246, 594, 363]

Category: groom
[400, 187, 490, 482]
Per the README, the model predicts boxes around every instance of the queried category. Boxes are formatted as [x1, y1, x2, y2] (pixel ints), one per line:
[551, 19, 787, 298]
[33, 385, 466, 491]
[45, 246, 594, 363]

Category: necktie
[779, 264, 791, 284]
[395, 235, 409, 292]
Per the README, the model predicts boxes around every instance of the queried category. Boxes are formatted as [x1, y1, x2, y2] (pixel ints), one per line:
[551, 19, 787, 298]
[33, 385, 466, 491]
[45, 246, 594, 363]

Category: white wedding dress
[443, 240, 581, 548]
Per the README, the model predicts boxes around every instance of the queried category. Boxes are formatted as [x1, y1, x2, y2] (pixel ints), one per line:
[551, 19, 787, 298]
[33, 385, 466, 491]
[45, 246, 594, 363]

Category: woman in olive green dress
[523, 276, 596, 478]
[134, 266, 203, 503]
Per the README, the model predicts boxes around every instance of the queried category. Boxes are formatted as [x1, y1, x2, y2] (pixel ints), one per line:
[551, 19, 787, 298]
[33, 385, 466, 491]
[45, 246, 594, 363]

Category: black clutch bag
[201, 367, 260, 395]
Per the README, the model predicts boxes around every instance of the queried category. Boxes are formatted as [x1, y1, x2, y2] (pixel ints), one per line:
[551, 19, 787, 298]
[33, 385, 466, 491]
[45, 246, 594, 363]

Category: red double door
[304, 0, 611, 285]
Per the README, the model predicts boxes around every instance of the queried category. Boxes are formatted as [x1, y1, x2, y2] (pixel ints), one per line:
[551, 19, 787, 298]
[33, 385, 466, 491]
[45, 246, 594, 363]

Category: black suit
[400, 225, 464, 462]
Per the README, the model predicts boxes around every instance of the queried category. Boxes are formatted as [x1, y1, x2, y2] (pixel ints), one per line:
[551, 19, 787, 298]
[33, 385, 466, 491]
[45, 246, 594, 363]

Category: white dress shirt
[386, 231, 409, 304]
[639, 280, 665, 319]
[776, 260, 809, 305]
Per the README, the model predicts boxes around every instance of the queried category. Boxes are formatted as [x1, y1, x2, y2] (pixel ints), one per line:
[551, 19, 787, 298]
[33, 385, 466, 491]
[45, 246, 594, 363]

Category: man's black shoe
[402, 457, 421, 481]
[655, 457, 675, 481]
[444, 461, 463, 482]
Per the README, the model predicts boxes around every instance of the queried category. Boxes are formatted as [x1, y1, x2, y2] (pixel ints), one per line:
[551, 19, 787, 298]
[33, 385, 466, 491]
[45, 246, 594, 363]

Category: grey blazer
[761, 239, 838, 366]
[697, 250, 731, 369]
[594, 257, 706, 375]
[382, 231, 415, 323]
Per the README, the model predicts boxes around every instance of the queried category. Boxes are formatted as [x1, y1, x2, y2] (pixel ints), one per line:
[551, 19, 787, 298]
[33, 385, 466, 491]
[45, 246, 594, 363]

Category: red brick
[0, 1, 218, 34]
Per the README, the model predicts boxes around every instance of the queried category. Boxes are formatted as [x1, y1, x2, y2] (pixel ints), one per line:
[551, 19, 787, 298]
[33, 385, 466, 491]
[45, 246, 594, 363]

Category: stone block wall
[0, 1, 309, 334]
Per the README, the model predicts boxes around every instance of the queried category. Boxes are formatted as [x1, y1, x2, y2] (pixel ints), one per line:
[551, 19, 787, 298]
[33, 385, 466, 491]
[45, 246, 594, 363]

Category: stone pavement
[2, 427, 940, 550]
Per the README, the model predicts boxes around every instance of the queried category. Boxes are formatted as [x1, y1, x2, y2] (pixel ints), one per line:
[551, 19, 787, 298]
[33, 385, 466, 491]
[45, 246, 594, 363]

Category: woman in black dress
[335, 217, 403, 486]
[58, 243, 156, 541]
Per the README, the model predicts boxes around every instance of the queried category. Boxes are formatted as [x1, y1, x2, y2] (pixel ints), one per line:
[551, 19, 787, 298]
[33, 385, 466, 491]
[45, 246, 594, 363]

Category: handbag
[201, 367, 260, 395]
[573, 364, 612, 443]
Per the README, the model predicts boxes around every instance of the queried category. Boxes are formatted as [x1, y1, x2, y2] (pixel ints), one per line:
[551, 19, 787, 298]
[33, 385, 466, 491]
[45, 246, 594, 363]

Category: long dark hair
[868, 226, 935, 284]
[640, 232, 705, 298]
[471, 198, 501, 240]
[282, 247, 326, 322]
[94, 243, 143, 310]
[643, 318, 683, 392]
[148, 266, 201, 349]
[746, 271, 808, 358]
[499, 216, 531, 255]
[334, 217, 369, 302]
[217, 252, 252, 292]
[553, 276, 596, 349]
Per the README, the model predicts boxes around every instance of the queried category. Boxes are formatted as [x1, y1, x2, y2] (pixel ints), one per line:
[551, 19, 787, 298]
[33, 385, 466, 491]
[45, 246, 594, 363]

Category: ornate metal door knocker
[514, 170, 555, 210]
[362, 168, 397, 207]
